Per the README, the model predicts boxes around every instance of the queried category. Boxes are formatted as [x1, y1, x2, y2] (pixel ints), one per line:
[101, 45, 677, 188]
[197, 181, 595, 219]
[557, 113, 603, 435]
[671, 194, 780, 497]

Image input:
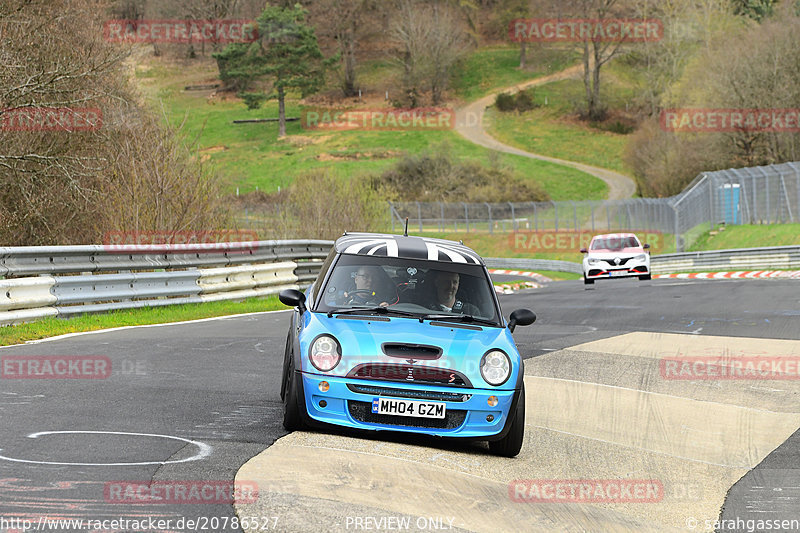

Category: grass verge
[688, 224, 800, 251]
[0, 296, 287, 347]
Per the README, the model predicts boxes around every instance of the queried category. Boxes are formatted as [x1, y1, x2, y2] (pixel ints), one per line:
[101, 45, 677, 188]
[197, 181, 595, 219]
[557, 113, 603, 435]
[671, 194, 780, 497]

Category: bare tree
[391, 0, 472, 106]
[312, 0, 383, 97]
[0, 0, 232, 245]
[176, 0, 242, 56]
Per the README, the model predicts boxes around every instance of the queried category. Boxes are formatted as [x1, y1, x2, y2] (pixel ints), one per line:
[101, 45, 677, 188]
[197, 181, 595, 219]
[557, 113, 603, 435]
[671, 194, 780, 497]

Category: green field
[137, 55, 607, 200]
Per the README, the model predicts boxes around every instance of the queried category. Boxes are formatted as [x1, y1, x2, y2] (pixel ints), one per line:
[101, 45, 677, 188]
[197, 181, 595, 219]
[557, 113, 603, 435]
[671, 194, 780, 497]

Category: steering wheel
[346, 289, 376, 298]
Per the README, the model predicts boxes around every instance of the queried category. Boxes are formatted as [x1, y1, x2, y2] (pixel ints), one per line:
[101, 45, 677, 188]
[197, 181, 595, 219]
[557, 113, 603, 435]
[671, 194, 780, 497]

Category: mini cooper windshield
[316, 254, 502, 326]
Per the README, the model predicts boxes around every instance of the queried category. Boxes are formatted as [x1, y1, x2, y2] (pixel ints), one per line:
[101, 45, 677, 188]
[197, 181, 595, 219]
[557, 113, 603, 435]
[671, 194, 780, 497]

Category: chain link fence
[389, 162, 800, 252]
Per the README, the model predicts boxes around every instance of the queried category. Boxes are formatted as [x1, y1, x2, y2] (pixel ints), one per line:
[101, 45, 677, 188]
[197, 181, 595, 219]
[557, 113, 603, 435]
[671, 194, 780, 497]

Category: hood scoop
[381, 343, 442, 360]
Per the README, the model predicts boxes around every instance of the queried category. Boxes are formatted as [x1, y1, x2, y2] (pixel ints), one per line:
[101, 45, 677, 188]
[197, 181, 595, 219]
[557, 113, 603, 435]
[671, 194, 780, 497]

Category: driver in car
[344, 266, 391, 307]
[428, 271, 479, 315]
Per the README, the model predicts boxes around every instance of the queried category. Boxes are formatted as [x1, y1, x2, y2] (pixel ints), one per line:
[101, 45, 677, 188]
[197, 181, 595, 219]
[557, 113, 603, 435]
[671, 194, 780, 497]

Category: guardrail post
[486, 203, 493, 234]
[440, 202, 445, 232]
[462, 202, 469, 232]
[416, 202, 423, 233]
[509, 202, 516, 232]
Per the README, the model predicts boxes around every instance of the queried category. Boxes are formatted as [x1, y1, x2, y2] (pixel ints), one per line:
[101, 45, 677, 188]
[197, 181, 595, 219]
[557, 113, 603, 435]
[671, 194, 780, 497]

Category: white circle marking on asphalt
[0, 430, 212, 466]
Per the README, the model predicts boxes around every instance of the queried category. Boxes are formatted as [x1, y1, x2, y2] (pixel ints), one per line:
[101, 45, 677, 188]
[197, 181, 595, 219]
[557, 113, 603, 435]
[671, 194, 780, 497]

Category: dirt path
[454, 65, 637, 201]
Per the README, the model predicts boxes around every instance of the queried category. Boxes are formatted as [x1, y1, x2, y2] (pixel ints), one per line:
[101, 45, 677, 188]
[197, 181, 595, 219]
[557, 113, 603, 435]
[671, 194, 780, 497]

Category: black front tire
[282, 358, 306, 431]
[489, 385, 525, 458]
[583, 275, 594, 285]
[639, 274, 652, 281]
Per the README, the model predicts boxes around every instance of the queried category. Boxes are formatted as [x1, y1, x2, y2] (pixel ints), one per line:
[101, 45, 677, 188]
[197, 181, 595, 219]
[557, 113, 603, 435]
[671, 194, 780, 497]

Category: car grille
[347, 363, 471, 387]
[603, 257, 632, 266]
[348, 400, 467, 429]
[347, 383, 472, 402]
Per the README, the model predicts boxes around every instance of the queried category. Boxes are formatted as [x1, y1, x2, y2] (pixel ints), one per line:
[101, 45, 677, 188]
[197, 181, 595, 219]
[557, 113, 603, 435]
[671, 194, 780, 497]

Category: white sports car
[580, 233, 651, 285]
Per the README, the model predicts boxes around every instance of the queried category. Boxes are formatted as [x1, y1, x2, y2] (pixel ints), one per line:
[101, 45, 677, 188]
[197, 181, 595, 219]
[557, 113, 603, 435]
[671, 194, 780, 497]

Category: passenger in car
[427, 270, 480, 315]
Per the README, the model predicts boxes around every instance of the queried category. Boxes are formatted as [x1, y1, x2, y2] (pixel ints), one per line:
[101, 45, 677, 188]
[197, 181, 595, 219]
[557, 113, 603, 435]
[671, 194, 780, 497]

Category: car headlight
[309, 335, 341, 372]
[635, 254, 647, 261]
[480, 350, 511, 386]
[587, 258, 600, 265]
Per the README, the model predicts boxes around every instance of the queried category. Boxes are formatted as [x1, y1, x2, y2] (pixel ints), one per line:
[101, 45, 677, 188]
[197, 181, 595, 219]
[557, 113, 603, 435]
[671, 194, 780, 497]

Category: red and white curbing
[488, 269, 552, 294]
[654, 270, 800, 280]
[488, 269, 553, 283]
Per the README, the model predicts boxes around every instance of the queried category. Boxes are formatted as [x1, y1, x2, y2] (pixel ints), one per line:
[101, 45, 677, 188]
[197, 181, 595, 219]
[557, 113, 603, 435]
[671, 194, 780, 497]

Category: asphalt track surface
[0, 277, 798, 533]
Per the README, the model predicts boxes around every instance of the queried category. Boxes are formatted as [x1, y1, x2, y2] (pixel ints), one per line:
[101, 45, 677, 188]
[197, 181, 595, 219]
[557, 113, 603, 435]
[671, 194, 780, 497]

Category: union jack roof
[334, 233, 484, 265]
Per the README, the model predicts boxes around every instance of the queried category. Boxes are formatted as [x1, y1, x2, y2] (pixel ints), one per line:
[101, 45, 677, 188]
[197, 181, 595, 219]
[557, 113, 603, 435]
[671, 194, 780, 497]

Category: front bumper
[298, 371, 518, 439]
[584, 263, 650, 279]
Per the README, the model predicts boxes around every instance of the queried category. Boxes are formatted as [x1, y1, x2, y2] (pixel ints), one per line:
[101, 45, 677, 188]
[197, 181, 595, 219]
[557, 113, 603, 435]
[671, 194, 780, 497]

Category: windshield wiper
[327, 306, 419, 319]
[420, 314, 499, 327]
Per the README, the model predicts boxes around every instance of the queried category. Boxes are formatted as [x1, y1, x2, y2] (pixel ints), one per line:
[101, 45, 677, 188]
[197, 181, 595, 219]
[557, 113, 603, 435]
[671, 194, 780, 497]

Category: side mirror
[643, 243, 651, 249]
[580, 248, 588, 254]
[508, 309, 536, 333]
[279, 289, 307, 313]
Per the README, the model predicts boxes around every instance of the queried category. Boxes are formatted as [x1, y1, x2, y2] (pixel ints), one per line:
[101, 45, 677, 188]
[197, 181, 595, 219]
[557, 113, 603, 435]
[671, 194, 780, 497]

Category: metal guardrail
[0, 240, 333, 327]
[484, 257, 583, 274]
[650, 245, 800, 274]
[3, 241, 797, 327]
[485, 246, 800, 276]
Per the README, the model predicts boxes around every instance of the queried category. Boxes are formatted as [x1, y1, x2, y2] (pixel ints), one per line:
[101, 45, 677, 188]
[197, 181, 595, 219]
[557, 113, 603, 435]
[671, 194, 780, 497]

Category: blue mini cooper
[278, 233, 536, 457]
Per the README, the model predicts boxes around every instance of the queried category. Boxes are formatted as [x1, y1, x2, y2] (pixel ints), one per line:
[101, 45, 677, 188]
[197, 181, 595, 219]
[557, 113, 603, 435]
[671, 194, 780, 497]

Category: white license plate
[371, 397, 446, 419]
[609, 270, 629, 277]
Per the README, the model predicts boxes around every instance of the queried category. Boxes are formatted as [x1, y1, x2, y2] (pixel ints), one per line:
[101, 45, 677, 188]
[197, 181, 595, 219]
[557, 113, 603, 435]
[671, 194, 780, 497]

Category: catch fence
[388, 162, 800, 252]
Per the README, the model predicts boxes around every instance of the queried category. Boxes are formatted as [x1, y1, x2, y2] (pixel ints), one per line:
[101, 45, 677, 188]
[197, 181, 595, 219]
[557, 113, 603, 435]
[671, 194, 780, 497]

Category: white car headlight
[635, 254, 647, 261]
[481, 350, 511, 386]
[309, 335, 341, 372]
[587, 258, 600, 265]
